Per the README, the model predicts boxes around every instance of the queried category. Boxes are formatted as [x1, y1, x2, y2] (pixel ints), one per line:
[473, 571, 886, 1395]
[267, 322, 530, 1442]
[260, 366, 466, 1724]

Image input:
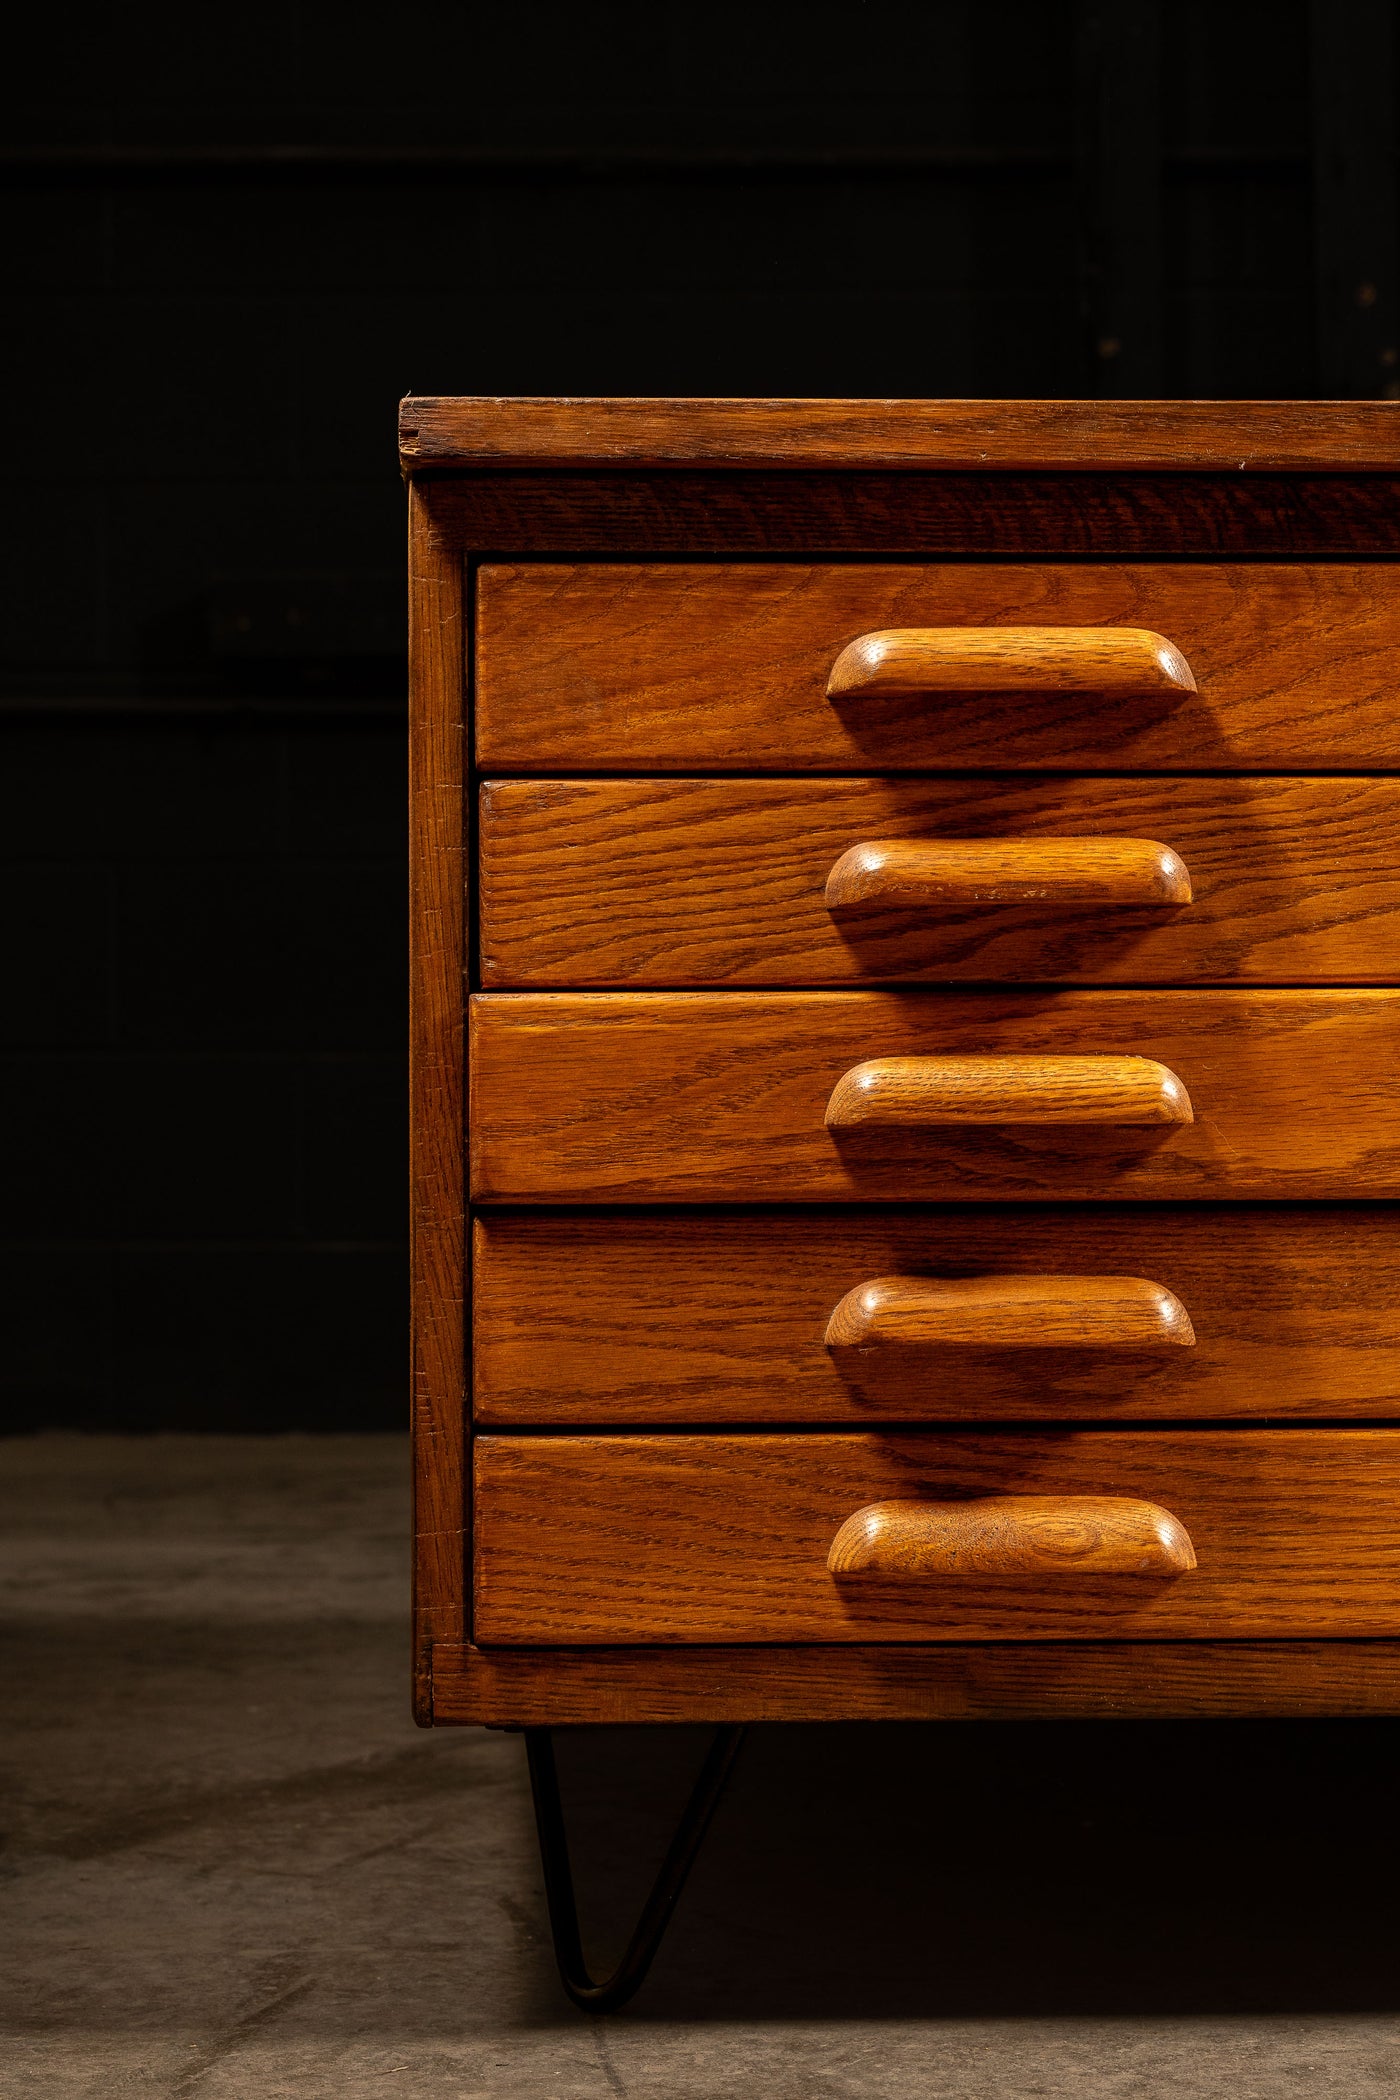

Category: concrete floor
[6, 1439, 1400, 2097]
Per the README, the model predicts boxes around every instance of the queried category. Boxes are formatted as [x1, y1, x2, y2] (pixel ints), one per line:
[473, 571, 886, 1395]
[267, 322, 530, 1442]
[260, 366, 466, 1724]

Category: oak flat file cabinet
[405, 396, 1400, 2007]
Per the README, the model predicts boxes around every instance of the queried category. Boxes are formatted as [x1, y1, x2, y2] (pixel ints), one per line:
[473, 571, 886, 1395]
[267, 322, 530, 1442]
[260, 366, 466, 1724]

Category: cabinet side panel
[409, 483, 467, 1718]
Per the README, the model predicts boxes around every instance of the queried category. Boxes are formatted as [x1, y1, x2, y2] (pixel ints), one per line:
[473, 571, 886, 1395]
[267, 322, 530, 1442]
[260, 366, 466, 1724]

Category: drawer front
[475, 562, 1400, 771]
[472, 1429, 1400, 1644]
[469, 989, 1400, 1202]
[480, 775, 1400, 986]
[473, 1207, 1400, 1425]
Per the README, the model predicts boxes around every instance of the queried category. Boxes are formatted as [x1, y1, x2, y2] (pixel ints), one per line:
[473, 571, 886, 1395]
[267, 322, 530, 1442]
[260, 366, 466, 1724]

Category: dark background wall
[3, 0, 1397, 1430]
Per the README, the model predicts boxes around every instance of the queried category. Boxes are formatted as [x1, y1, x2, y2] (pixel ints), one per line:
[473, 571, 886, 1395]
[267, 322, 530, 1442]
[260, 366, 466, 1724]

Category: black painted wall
[2, 1, 1395, 1428]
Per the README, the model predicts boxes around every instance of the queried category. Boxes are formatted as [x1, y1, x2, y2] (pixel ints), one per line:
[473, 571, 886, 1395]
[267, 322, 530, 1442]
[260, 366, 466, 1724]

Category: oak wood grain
[468, 990, 1400, 1203]
[424, 399, 1400, 1734]
[471, 1206, 1400, 1424]
[401, 396, 1400, 472]
[408, 485, 467, 1717]
[822, 1273, 1195, 1352]
[472, 1429, 1400, 1644]
[822, 835, 1193, 911]
[430, 1639, 1400, 1725]
[825, 1496, 1196, 1577]
[826, 625, 1196, 700]
[475, 564, 1400, 771]
[824, 1054, 1193, 1128]
[479, 776, 1400, 987]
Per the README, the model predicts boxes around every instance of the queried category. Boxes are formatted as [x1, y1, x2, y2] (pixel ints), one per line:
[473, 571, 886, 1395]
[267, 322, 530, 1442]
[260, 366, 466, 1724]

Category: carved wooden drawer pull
[824, 1274, 1196, 1351]
[827, 1496, 1198, 1577]
[826, 626, 1197, 702]
[824, 837, 1193, 910]
[825, 1054, 1193, 1128]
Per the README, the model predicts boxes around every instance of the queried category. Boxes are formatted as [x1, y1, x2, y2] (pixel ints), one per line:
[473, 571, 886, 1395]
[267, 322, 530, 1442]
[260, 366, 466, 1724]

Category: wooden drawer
[475, 562, 1400, 771]
[473, 1206, 1400, 1425]
[480, 774, 1400, 986]
[469, 989, 1400, 1202]
[472, 1429, 1400, 1644]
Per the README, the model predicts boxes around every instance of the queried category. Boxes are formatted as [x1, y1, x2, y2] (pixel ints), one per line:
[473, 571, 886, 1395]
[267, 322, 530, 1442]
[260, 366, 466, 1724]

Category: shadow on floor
[550, 1717, 1400, 2020]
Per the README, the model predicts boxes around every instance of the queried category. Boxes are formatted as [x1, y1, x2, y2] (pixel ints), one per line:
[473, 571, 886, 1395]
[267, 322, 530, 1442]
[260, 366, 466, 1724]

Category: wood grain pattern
[824, 1054, 1193, 1128]
[826, 625, 1196, 700]
[822, 1273, 1195, 1352]
[430, 1639, 1400, 1725]
[468, 990, 1400, 1202]
[471, 1206, 1400, 1424]
[475, 563, 1400, 770]
[472, 1429, 1400, 1644]
[825, 1496, 1196, 1577]
[401, 396, 1400, 472]
[479, 776, 1400, 987]
[408, 485, 467, 1718]
[425, 471, 1400, 557]
[423, 401, 1400, 1733]
[822, 835, 1193, 911]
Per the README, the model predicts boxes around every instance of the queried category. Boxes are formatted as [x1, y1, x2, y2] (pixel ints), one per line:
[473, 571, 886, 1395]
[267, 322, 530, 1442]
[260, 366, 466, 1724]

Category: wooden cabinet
[407, 396, 1400, 1727]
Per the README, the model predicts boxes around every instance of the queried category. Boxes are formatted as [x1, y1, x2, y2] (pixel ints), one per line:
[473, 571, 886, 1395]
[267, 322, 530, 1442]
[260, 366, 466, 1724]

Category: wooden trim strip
[400, 396, 1400, 474]
[419, 471, 1400, 555]
[431, 1640, 1400, 1725]
[409, 485, 467, 1719]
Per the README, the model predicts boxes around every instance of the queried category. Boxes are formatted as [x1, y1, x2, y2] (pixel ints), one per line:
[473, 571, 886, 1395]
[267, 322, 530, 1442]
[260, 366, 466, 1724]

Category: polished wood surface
[407, 485, 467, 1717]
[824, 1054, 1193, 1129]
[471, 1206, 1400, 1424]
[431, 1639, 1400, 1725]
[413, 397, 1400, 1726]
[826, 1496, 1196, 1577]
[823, 1273, 1195, 1352]
[479, 775, 1400, 986]
[402, 396, 1400, 472]
[472, 1429, 1400, 1644]
[468, 990, 1400, 1202]
[822, 836, 1193, 911]
[826, 626, 1195, 701]
[475, 563, 1400, 770]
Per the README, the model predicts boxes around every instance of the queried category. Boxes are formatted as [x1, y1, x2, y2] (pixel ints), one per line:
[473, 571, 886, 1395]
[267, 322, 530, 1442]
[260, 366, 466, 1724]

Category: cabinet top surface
[399, 396, 1400, 475]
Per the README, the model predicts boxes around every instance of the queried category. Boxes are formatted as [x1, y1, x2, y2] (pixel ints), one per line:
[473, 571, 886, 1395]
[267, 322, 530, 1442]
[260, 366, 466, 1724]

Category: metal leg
[524, 1724, 747, 2013]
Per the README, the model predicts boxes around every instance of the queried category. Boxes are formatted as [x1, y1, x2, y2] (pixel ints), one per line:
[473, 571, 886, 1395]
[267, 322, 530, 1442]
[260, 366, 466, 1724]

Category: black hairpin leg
[524, 1723, 747, 2013]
